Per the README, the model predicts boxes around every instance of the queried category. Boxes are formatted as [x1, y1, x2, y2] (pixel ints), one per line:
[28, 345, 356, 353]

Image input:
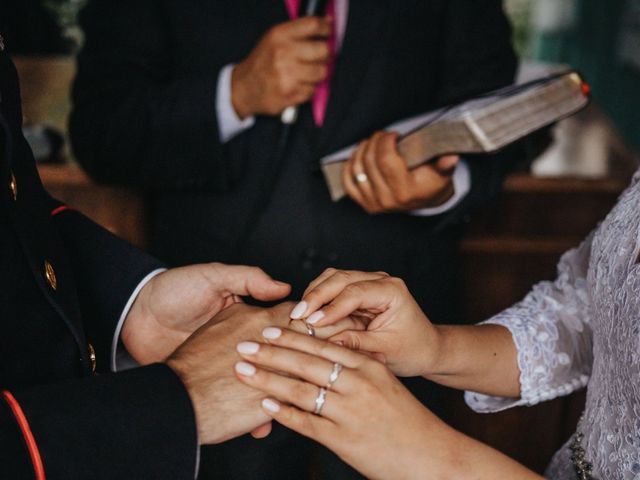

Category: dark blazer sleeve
[430, 0, 520, 226]
[1, 364, 198, 480]
[49, 203, 165, 365]
[69, 0, 229, 191]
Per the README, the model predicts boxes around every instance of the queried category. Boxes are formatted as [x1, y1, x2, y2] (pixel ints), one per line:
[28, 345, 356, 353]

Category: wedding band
[313, 387, 328, 415]
[304, 321, 316, 337]
[325, 362, 343, 390]
[355, 172, 368, 183]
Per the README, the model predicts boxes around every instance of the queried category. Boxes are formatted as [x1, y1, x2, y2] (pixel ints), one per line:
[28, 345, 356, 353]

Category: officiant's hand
[122, 263, 291, 365]
[289, 269, 442, 377]
[232, 16, 332, 119]
[342, 132, 459, 214]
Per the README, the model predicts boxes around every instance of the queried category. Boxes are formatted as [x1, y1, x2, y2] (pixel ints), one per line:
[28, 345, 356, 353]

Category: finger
[250, 422, 273, 439]
[291, 270, 389, 321]
[374, 132, 412, 200]
[303, 279, 395, 328]
[294, 40, 331, 63]
[234, 361, 344, 419]
[355, 135, 382, 210]
[285, 16, 332, 39]
[409, 163, 454, 203]
[301, 267, 339, 299]
[236, 340, 352, 393]
[342, 143, 368, 209]
[433, 155, 460, 174]
[261, 398, 334, 445]
[294, 63, 328, 84]
[329, 329, 386, 356]
[314, 316, 367, 338]
[285, 84, 317, 106]
[288, 316, 366, 340]
[261, 327, 366, 369]
[361, 132, 397, 210]
[214, 264, 291, 301]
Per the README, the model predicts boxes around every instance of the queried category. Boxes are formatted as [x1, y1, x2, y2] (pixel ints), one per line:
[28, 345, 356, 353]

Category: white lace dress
[465, 169, 640, 479]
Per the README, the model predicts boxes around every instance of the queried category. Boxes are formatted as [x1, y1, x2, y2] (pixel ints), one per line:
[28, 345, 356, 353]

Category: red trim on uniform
[50, 205, 71, 216]
[2, 391, 46, 480]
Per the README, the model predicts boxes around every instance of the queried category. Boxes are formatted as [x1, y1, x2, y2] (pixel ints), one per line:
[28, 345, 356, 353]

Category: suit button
[325, 252, 339, 263]
[301, 247, 318, 270]
[9, 170, 17, 201]
[88, 343, 97, 375]
[44, 260, 57, 290]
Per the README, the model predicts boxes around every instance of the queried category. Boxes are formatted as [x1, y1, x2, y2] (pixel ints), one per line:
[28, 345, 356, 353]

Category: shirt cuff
[110, 268, 167, 372]
[409, 160, 471, 216]
[216, 64, 256, 142]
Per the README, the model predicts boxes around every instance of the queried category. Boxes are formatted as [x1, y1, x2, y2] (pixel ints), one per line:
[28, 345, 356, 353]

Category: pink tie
[285, 0, 336, 126]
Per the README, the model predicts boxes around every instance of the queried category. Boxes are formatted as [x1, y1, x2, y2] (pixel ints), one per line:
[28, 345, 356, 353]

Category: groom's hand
[166, 301, 364, 444]
[122, 263, 291, 364]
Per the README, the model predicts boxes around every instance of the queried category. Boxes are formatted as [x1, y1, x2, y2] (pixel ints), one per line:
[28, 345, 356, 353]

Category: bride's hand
[233, 328, 442, 480]
[289, 269, 441, 377]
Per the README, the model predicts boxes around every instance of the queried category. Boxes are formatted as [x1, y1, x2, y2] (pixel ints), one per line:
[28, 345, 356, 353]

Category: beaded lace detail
[465, 168, 640, 479]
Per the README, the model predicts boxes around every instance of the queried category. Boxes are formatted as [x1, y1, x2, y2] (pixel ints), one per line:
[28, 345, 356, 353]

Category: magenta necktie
[284, 0, 336, 126]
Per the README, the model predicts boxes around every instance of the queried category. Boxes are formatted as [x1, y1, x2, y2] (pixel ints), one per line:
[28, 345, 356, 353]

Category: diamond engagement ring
[325, 362, 343, 390]
[313, 387, 328, 415]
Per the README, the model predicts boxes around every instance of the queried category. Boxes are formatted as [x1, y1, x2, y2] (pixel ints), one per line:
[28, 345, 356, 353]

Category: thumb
[432, 155, 459, 175]
[250, 422, 273, 439]
[220, 264, 291, 301]
[330, 330, 381, 353]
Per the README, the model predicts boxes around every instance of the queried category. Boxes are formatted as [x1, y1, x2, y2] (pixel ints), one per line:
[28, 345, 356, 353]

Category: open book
[321, 71, 590, 201]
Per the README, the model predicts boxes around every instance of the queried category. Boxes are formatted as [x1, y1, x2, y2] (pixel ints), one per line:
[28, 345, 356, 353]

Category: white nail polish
[307, 311, 325, 325]
[262, 398, 280, 413]
[235, 361, 256, 376]
[290, 301, 308, 319]
[236, 342, 260, 355]
[262, 327, 282, 340]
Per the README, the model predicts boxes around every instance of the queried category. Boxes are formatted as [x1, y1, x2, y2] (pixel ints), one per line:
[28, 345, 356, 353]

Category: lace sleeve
[465, 232, 595, 413]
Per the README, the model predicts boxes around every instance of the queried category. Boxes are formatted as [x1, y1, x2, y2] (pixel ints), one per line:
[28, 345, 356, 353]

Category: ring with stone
[313, 387, 328, 415]
[325, 362, 343, 390]
[304, 321, 316, 337]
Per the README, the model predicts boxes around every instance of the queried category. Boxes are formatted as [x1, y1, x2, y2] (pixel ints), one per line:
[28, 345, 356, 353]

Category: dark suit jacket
[0, 50, 197, 478]
[71, 0, 517, 320]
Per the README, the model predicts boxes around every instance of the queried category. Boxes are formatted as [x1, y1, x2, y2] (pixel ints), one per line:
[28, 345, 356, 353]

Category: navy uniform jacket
[0, 48, 197, 478]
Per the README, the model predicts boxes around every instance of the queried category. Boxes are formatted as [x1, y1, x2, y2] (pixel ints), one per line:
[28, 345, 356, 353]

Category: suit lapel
[316, 0, 389, 153]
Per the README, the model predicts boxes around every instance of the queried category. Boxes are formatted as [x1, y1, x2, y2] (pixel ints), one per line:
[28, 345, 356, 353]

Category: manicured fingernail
[236, 342, 260, 355]
[235, 361, 256, 376]
[262, 398, 280, 413]
[290, 301, 308, 319]
[262, 327, 282, 340]
[274, 280, 289, 287]
[306, 311, 325, 325]
[332, 340, 344, 347]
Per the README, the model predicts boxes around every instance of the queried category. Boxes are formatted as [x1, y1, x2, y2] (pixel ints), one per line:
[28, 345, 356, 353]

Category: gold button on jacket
[88, 343, 97, 374]
[44, 260, 57, 290]
[9, 170, 17, 201]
